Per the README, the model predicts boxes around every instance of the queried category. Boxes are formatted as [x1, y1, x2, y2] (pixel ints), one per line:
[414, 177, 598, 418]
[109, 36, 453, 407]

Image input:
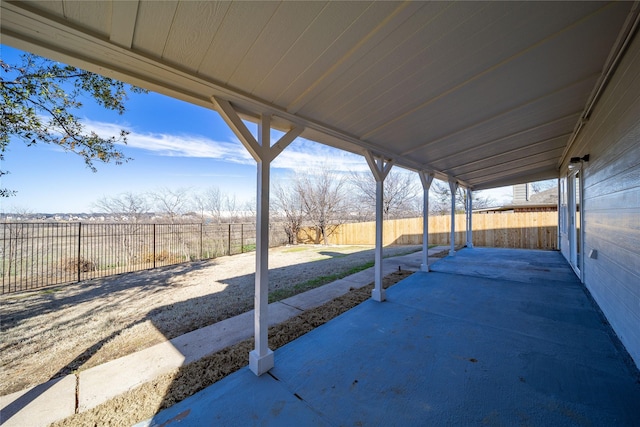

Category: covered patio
[136, 248, 640, 426]
[2, 2, 639, 424]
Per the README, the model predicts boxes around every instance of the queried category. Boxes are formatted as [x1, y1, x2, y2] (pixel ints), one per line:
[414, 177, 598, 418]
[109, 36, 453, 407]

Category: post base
[420, 263, 430, 272]
[249, 349, 274, 376]
[449, 250, 456, 256]
[372, 287, 386, 302]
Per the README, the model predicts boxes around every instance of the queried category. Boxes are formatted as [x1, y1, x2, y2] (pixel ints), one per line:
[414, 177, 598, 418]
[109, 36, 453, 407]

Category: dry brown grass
[0, 245, 421, 395]
[51, 270, 412, 427]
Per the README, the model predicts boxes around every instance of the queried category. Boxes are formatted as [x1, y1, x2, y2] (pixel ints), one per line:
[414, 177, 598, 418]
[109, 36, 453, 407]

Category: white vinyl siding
[562, 31, 640, 368]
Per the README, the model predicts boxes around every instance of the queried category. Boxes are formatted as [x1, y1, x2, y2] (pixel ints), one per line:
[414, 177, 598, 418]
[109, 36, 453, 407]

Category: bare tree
[191, 186, 224, 223]
[191, 192, 208, 223]
[429, 180, 495, 214]
[429, 181, 454, 215]
[150, 187, 191, 223]
[92, 192, 151, 265]
[530, 178, 556, 194]
[223, 193, 241, 223]
[204, 186, 223, 223]
[93, 192, 150, 222]
[241, 199, 256, 222]
[458, 188, 495, 212]
[294, 169, 348, 245]
[3, 205, 34, 220]
[349, 170, 421, 220]
[191, 187, 252, 224]
[272, 181, 305, 244]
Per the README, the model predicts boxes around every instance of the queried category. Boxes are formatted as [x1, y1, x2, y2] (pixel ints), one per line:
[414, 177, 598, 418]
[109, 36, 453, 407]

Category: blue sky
[2, 45, 513, 214]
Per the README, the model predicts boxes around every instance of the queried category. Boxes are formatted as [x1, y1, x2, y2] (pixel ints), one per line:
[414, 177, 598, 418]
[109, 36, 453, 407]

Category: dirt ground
[0, 244, 421, 396]
[51, 270, 413, 427]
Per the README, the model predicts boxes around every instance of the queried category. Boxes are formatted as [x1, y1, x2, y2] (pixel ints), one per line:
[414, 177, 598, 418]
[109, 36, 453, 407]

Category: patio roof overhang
[2, 1, 638, 189]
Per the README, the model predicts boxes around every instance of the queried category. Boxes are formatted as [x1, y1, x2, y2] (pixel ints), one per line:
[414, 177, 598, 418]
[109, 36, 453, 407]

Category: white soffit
[1, 1, 636, 189]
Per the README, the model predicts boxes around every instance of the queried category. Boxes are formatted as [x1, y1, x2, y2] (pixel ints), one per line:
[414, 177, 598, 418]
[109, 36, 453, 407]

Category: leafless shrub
[143, 250, 180, 264]
[61, 257, 97, 273]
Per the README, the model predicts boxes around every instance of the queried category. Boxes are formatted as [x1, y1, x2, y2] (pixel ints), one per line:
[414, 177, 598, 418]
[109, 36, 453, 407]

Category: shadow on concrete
[389, 226, 557, 250]
[1, 246, 420, 425]
[138, 248, 640, 427]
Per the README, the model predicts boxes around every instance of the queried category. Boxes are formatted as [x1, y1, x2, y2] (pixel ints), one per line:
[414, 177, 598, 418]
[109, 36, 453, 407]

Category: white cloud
[83, 119, 369, 173]
[272, 138, 368, 173]
[83, 119, 254, 165]
[477, 186, 513, 205]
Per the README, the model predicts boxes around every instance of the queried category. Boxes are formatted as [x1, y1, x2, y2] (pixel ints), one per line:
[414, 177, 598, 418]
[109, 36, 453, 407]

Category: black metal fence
[0, 222, 288, 294]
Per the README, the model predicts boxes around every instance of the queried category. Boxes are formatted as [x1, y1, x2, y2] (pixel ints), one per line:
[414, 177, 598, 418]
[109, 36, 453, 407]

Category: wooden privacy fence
[299, 212, 557, 250]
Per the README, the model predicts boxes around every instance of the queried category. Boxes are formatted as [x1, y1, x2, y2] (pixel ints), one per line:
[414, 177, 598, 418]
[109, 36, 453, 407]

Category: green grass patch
[269, 245, 430, 303]
[5, 286, 64, 300]
[268, 245, 428, 303]
[269, 261, 375, 303]
[282, 246, 311, 253]
[388, 245, 436, 256]
[321, 245, 367, 253]
[312, 253, 346, 261]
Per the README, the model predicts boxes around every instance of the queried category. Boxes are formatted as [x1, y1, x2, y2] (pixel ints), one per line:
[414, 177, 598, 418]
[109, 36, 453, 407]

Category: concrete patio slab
[138, 248, 640, 427]
[431, 247, 578, 284]
[1, 247, 446, 426]
[139, 368, 329, 426]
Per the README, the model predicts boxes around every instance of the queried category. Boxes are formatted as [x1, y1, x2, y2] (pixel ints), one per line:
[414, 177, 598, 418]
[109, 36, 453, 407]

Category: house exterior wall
[560, 31, 640, 368]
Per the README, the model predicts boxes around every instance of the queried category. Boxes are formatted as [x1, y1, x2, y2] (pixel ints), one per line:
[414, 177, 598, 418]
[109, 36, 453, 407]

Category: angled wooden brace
[448, 179, 458, 256]
[364, 150, 394, 182]
[418, 171, 434, 271]
[364, 151, 394, 302]
[211, 96, 303, 375]
[466, 187, 473, 248]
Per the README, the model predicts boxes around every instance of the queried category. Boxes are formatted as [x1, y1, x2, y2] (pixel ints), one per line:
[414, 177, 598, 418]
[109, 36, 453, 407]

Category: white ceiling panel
[2, 1, 637, 190]
[161, 1, 230, 72]
[226, 1, 327, 92]
[23, 1, 64, 17]
[280, 1, 421, 113]
[303, 2, 609, 132]
[256, 1, 376, 103]
[197, 1, 281, 82]
[447, 136, 570, 176]
[132, 1, 178, 57]
[356, 5, 624, 146]
[306, 1, 491, 125]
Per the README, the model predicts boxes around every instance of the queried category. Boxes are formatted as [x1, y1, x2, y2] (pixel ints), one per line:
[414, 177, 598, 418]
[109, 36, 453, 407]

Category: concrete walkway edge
[0, 247, 448, 427]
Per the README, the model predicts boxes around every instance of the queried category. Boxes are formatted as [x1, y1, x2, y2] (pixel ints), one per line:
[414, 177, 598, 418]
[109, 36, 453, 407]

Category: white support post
[449, 180, 457, 256]
[250, 114, 273, 376]
[364, 151, 393, 302]
[557, 177, 561, 251]
[211, 96, 303, 375]
[419, 171, 434, 271]
[466, 187, 473, 248]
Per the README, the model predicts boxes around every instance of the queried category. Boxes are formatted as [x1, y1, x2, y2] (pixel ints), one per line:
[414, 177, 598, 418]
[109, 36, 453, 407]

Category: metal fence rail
[1, 222, 285, 294]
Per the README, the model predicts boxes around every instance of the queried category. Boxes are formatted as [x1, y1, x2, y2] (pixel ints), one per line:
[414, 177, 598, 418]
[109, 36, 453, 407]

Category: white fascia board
[0, 1, 470, 189]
